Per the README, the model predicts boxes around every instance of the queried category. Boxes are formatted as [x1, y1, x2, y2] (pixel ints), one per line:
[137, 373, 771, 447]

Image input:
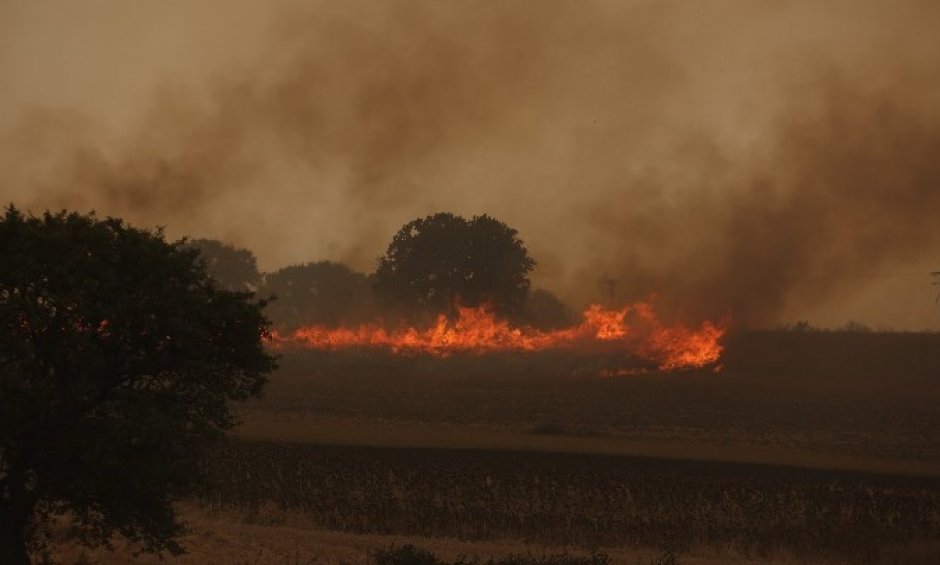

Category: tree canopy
[373, 213, 535, 319]
[261, 261, 374, 330]
[0, 206, 276, 564]
[185, 238, 261, 293]
[522, 289, 578, 330]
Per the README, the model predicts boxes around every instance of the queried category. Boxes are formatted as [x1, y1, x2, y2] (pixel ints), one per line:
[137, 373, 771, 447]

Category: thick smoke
[582, 80, 940, 326]
[1, 0, 939, 328]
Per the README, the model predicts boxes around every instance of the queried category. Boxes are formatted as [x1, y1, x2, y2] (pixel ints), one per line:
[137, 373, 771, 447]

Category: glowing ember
[270, 302, 727, 371]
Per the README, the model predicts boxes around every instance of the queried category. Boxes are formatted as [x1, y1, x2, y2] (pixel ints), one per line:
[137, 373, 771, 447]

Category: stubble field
[119, 330, 940, 563]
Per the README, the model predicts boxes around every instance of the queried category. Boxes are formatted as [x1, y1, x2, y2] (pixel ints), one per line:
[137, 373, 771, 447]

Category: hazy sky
[2, 0, 939, 329]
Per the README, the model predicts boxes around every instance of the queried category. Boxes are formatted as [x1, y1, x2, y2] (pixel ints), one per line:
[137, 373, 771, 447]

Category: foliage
[260, 261, 374, 330]
[522, 289, 577, 330]
[371, 545, 612, 565]
[841, 320, 874, 333]
[185, 238, 262, 292]
[373, 544, 442, 565]
[780, 320, 816, 332]
[373, 213, 535, 320]
[478, 552, 613, 565]
[645, 551, 679, 565]
[0, 206, 276, 564]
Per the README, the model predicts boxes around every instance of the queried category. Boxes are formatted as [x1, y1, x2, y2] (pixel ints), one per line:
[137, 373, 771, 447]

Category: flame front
[270, 302, 727, 371]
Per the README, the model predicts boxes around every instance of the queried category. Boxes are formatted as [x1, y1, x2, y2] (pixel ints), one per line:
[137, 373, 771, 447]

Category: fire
[270, 302, 727, 371]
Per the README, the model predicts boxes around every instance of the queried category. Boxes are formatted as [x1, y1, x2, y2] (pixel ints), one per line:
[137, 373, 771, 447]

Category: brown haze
[1, 0, 939, 329]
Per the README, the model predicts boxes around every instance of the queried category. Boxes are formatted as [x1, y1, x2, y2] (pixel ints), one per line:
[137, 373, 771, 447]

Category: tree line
[190, 212, 576, 330]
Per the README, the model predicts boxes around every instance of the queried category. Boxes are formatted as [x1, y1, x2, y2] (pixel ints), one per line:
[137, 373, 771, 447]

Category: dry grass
[49, 502, 845, 565]
[190, 440, 940, 562]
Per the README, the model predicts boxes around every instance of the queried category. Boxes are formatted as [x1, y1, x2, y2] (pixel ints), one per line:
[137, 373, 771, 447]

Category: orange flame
[270, 302, 727, 371]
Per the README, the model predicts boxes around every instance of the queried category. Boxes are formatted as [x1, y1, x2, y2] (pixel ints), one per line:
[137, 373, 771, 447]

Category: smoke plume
[2, 0, 939, 328]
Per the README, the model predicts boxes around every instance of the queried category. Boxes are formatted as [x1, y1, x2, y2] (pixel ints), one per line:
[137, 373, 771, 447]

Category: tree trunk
[0, 468, 34, 565]
[0, 504, 31, 565]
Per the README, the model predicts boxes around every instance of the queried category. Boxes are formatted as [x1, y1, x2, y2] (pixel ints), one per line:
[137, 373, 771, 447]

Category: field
[194, 440, 940, 562]
[249, 331, 940, 467]
[93, 330, 940, 563]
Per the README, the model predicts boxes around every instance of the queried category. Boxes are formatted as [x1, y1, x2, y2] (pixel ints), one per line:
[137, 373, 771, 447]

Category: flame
[270, 301, 727, 371]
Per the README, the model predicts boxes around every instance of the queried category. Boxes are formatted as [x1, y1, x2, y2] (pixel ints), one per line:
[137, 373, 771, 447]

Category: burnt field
[248, 330, 940, 466]
[193, 330, 940, 562]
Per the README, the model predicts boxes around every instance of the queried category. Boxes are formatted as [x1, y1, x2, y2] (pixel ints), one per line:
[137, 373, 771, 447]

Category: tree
[261, 261, 374, 330]
[185, 238, 261, 292]
[0, 206, 276, 564]
[522, 289, 577, 330]
[373, 213, 535, 319]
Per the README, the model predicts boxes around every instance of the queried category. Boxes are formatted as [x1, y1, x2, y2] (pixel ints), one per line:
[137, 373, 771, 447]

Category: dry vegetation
[192, 440, 940, 563]
[49, 502, 826, 565]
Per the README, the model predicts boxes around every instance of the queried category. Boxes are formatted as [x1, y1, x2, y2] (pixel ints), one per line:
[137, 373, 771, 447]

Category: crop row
[192, 440, 940, 560]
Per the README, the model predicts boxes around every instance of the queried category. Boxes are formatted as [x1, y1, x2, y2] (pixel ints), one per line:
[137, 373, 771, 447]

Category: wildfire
[270, 302, 727, 371]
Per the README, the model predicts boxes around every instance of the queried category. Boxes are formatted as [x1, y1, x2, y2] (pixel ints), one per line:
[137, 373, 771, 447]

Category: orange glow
[270, 302, 727, 371]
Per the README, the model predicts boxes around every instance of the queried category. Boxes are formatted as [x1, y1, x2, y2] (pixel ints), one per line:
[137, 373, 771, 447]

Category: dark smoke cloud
[2, 0, 939, 328]
[583, 79, 940, 326]
[1, 0, 676, 260]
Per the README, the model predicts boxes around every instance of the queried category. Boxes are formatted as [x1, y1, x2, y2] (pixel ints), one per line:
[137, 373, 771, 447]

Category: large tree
[261, 261, 374, 330]
[522, 289, 577, 330]
[373, 213, 535, 319]
[0, 206, 276, 564]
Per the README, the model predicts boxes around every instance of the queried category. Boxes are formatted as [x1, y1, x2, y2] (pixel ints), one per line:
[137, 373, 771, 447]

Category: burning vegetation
[195, 211, 730, 371]
[269, 301, 726, 371]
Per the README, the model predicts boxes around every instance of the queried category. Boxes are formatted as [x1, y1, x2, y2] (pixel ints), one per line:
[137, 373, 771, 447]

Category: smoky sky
[2, 0, 939, 329]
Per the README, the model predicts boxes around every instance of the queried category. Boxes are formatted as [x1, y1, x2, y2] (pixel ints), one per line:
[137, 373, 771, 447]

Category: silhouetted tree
[373, 213, 535, 319]
[185, 238, 261, 292]
[522, 289, 578, 330]
[0, 206, 276, 564]
[261, 261, 373, 330]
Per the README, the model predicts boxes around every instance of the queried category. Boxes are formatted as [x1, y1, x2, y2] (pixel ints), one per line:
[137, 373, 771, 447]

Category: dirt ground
[234, 410, 940, 478]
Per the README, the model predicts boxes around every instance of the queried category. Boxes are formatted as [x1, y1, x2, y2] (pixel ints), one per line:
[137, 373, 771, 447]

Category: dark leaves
[0, 205, 276, 558]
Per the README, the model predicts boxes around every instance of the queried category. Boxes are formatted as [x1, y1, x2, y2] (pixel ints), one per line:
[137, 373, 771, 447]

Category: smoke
[580, 78, 940, 326]
[1, 0, 939, 328]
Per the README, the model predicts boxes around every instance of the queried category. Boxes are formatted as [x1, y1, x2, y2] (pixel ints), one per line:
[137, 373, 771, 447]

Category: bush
[482, 553, 612, 565]
[647, 551, 679, 565]
[371, 545, 613, 565]
[373, 544, 444, 565]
